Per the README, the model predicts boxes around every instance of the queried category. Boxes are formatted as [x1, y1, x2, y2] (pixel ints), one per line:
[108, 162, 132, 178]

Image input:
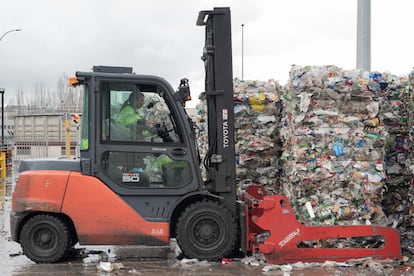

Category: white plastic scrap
[262, 264, 293, 272]
[82, 254, 101, 264]
[176, 258, 210, 268]
[96, 261, 124, 272]
[170, 238, 182, 257]
[241, 254, 267, 267]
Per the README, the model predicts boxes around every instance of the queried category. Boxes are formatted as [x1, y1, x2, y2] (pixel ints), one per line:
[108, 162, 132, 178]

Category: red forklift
[10, 7, 401, 264]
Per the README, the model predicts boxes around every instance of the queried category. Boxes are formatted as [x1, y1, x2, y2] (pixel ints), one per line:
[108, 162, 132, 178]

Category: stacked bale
[233, 79, 283, 192]
[194, 79, 283, 192]
[280, 65, 389, 226]
[380, 71, 414, 254]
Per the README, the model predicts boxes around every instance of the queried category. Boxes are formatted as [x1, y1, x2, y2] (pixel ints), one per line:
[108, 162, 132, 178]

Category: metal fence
[13, 105, 82, 116]
[13, 135, 79, 161]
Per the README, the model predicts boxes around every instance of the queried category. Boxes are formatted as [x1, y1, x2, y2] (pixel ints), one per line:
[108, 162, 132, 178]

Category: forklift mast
[197, 8, 237, 214]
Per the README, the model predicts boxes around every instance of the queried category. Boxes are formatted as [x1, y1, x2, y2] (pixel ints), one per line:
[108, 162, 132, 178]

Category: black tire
[176, 201, 237, 261]
[20, 214, 71, 263]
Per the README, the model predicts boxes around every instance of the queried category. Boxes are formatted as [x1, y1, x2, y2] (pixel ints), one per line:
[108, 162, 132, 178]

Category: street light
[0, 29, 21, 145]
[241, 24, 244, 80]
[0, 29, 22, 43]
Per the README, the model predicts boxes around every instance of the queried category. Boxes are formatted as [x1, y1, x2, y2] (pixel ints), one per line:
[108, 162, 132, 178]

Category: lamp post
[0, 29, 22, 43]
[241, 24, 244, 80]
[0, 29, 21, 145]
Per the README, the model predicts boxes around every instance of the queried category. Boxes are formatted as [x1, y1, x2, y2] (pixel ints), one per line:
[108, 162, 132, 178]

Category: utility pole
[356, 0, 371, 71]
[241, 24, 244, 80]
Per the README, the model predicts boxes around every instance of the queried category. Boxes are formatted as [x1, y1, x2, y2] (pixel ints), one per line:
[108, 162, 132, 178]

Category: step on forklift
[10, 7, 401, 264]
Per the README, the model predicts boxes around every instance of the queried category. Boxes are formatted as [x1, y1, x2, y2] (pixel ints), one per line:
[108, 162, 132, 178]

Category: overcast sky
[1, 0, 413, 107]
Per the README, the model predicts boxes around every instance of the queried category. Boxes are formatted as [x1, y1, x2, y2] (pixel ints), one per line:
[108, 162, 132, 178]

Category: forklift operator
[117, 90, 156, 140]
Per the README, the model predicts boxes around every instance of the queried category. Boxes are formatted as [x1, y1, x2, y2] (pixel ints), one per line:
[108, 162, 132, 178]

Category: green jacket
[117, 103, 151, 140]
[117, 104, 143, 125]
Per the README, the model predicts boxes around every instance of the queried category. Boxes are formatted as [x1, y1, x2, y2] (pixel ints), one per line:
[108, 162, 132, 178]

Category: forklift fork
[242, 185, 401, 264]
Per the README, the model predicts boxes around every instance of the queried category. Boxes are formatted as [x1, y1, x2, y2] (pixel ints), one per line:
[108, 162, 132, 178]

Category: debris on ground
[96, 261, 124, 272]
[170, 238, 182, 258]
[262, 263, 293, 272]
[173, 258, 210, 268]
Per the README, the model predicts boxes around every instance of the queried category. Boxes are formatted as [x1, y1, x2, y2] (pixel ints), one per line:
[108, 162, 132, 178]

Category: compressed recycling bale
[194, 78, 283, 192]
[280, 65, 390, 226]
[281, 66, 414, 254]
[233, 79, 283, 192]
[380, 70, 414, 254]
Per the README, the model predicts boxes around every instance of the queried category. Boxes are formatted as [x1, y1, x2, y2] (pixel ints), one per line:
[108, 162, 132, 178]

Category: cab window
[101, 82, 181, 143]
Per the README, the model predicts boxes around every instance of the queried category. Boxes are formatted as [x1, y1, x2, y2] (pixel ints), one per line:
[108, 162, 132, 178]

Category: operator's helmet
[129, 89, 145, 107]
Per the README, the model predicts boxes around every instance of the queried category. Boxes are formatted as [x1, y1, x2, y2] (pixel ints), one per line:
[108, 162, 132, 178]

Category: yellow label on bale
[249, 94, 266, 112]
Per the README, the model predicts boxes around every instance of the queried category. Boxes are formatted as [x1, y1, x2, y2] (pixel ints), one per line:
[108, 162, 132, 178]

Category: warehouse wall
[13, 113, 80, 160]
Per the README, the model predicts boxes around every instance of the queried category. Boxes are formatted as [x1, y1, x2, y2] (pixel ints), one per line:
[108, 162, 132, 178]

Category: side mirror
[174, 78, 191, 106]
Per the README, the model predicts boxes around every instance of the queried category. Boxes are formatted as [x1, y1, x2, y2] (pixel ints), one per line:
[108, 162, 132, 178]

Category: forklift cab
[75, 66, 201, 197]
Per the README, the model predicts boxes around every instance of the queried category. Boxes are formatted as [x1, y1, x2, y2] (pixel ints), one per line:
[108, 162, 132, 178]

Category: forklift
[10, 7, 401, 264]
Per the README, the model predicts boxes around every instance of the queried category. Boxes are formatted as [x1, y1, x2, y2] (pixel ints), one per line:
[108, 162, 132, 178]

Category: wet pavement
[1, 175, 414, 276]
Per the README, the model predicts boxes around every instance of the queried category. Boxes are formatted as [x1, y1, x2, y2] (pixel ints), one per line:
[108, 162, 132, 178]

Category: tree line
[6, 74, 82, 111]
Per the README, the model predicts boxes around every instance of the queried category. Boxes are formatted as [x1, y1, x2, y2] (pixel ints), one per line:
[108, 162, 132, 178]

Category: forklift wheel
[20, 214, 72, 263]
[176, 200, 237, 261]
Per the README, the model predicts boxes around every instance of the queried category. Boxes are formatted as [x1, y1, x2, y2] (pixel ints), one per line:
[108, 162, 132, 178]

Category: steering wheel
[136, 121, 173, 142]
[155, 123, 174, 142]
[135, 121, 156, 140]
